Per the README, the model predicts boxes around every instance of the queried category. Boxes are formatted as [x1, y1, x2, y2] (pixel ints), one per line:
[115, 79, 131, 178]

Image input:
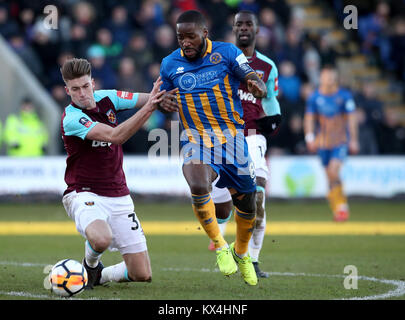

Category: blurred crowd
[0, 0, 404, 156]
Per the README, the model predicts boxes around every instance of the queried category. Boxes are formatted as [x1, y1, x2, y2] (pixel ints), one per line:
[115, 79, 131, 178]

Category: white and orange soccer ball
[49, 259, 88, 297]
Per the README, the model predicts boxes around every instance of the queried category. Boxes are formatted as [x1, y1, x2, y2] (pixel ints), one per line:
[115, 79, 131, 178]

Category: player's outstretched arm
[304, 113, 317, 153]
[86, 77, 165, 145]
[135, 88, 179, 113]
[245, 73, 267, 99]
[348, 112, 359, 154]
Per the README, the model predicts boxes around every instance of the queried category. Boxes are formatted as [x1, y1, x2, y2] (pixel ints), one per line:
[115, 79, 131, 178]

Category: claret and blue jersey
[160, 38, 255, 148]
[61, 90, 139, 197]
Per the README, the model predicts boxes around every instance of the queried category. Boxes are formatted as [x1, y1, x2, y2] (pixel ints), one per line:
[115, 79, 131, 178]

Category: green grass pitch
[0, 200, 405, 300]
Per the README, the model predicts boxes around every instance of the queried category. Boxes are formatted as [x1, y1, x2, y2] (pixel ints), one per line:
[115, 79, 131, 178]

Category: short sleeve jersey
[306, 88, 356, 149]
[160, 39, 255, 148]
[61, 90, 139, 197]
[238, 50, 279, 135]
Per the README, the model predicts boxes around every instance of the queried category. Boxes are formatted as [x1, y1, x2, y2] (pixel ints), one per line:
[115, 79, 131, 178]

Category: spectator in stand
[377, 108, 405, 154]
[303, 46, 321, 87]
[238, 0, 260, 14]
[122, 32, 153, 75]
[71, 1, 98, 41]
[258, 7, 284, 55]
[152, 24, 177, 62]
[48, 51, 74, 87]
[259, 0, 291, 27]
[277, 26, 305, 76]
[8, 33, 44, 80]
[133, 0, 165, 37]
[93, 28, 123, 69]
[105, 5, 132, 47]
[355, 106, 379, 155]
[389, 16, 405, 82]
[354, 82, 384, 135]
[117, 56, 147, 93]
[18, 7, 35, 42]
[67, 23, 92, 58]
[278, 60, 301, 104]
[0, 4, 19, 40]
[87, 45, 117, 89]
[318, 32, 338, 67]
[358, 1, 391, 64]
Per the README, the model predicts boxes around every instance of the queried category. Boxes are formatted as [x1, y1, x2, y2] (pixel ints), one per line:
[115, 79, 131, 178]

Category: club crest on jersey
[106, 109, 117, 124]
[255, 70, 265, 80]
[117, 90, 133, 100]
[79, 117, 93, 128]
[210, 52, 222, 64]
[85, 201, 94, 206]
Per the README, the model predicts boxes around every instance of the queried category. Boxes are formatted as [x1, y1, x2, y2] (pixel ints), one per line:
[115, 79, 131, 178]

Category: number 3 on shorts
[128, 213, 139, 231]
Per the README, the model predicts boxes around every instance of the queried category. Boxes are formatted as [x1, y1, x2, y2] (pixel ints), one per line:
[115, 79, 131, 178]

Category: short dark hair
[176, 10, 207, 27]
[235, 10, 258, 25]
[60, 58, 91, 82]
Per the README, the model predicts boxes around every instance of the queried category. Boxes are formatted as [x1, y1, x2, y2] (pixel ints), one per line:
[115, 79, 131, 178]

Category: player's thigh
[62, 191, 109, 239]
[182, 162, 217, 194]
[211, 175, 232, 202]
[85, 219, 113, 250]
[107, 195, 148, 256]
[123, 251, 152, 282]
[327, 159, 343, 181]
[245, 134, 268, 180]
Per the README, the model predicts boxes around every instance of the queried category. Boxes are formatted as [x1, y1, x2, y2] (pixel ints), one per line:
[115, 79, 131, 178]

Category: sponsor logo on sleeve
[236, 53, 248, 66]
[79, 117, 93, 128]
[274, 77, 279, 92]
[117, 90, 134, 100]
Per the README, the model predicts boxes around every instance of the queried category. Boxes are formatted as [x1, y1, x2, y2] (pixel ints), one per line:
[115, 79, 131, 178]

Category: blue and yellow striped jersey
[306, 88, 356, 149]
[160, 39, 255, 148]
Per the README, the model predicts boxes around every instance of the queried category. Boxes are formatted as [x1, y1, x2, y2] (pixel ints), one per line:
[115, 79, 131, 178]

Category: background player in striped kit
[209, 11, 282, 278]
[304, 65, 359, 221]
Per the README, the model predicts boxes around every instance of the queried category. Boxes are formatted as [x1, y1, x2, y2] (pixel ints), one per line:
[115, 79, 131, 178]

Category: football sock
[328, 183, 347, 214]
[217, 209, 233, 236]
[100, 261, 129, 284]
[234, 207, 256, 258]
[192, 193, 227, 249]
[85, 240, 103, 268]
[249, 186, 266, 262]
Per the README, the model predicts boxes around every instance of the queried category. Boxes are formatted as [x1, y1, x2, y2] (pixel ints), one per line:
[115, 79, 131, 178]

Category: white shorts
[62, 191, 147, 255]
[211, 134, 268, 203]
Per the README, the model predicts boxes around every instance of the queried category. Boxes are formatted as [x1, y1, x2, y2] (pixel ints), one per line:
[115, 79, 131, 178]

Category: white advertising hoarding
[0, 156, 404, 198]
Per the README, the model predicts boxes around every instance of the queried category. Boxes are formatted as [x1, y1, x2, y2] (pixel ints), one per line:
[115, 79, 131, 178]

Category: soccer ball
[49, 259, 88, 297]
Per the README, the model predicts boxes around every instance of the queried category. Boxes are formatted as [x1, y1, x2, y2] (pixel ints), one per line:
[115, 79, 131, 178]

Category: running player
[208, 11, 281, 279]
[304, 65, 359, 221]
[60, 58, 176, 288]
[160, 10, 267, 285]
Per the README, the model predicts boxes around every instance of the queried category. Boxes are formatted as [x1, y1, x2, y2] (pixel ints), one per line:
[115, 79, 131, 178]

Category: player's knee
[255, 190, 265, 218]
[127, 269, 152, 282]
[232, 191, 256, 214]
[189, 182, 211, 198]
[215, 202, 233, 220]
[90, 234, 112, 252]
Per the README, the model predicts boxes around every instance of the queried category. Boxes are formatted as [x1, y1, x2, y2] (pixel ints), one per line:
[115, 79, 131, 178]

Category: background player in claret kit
[60, 58, 177, 289]
[208, 11, 281, 279]
[160, 10, 267, 286]
[304, 65, 359, 222]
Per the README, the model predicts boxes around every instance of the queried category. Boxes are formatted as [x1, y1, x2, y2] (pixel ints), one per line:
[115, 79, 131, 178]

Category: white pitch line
[162, 267, 405, 300]
[1, 261, 404, 300]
